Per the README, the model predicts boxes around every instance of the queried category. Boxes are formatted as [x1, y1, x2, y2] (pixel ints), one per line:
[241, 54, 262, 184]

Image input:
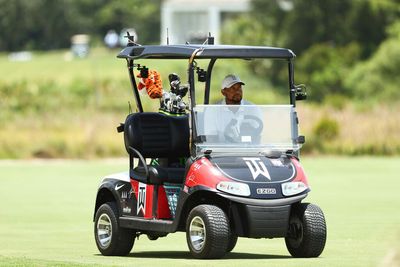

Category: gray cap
[221, 74, 245, 89]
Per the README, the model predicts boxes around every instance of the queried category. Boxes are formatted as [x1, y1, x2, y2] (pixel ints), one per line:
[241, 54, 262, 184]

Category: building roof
[117, 44, 295, 60]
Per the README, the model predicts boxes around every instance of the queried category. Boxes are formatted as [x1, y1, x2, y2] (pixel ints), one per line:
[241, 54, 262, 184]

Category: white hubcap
[189, 216, 206, 251]
[97, 213, 112, 248]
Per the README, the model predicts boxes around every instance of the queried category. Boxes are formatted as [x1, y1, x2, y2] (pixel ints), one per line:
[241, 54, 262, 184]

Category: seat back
[124, 112, 190, 158]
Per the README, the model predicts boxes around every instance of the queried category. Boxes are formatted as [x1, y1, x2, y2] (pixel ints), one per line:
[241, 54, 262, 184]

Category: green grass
[0, 48, 125, 84]
[0, 48, 288, 159]
[0, 48, 283, 106]
[0, 157, 399, 266]
[1, 48, 400, 158]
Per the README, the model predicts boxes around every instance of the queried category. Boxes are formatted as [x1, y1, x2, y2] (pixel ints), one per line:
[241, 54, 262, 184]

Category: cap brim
[224, 81, 245, 89]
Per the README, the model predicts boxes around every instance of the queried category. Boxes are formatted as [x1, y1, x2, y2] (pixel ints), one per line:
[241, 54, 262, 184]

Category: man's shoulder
[241, 99, 253, 105]
[214, 99, 253, 105]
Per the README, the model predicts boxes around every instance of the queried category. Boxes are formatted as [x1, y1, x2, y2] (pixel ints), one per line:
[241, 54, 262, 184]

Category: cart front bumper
[241, 204, 290, 238]
[219, 193, 307, 238]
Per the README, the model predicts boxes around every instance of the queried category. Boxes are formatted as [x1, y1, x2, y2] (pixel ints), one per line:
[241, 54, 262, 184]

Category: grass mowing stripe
[0, 256, 100, 267]
[0, 157, 399, 266]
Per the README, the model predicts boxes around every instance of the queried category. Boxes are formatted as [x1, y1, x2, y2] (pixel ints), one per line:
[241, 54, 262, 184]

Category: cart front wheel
[186, 205, 230, 259]
[285, 203, 327, 257]
[227, 233, 238, 253]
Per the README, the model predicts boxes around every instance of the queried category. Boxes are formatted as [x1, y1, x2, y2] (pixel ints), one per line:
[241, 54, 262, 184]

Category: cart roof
[117, 44, 295, 60]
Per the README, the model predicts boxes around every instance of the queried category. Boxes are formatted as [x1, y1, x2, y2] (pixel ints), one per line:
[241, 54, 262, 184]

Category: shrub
[323, 94, 348, 110]
[313, 117, 339, 140]
[309, 116, 340, 153]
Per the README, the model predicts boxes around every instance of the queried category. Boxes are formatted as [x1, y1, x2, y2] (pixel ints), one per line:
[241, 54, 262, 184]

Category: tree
[246, 0, 399, 101]
[250, 0, 395, 58]
[95, 0, 161, 44]
[296, 42, 361, 101]
[0, 0, 161, 51]
[345, 20, 400, 101]
[221, 14, 270, 46]
[0, 0, 33, 51]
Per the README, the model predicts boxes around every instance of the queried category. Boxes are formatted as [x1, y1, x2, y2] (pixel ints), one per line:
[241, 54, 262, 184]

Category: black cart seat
[124, 112, 190, 184]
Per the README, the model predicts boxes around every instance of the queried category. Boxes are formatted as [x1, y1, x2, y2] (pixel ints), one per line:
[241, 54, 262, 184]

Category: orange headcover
[137, 69, 163, 99]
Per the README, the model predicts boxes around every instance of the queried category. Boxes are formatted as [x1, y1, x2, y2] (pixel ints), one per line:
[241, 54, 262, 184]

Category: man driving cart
[203, 74, 263, 143]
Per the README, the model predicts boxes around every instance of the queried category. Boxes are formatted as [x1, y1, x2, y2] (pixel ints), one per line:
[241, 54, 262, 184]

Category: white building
[161, 0, 250, 45]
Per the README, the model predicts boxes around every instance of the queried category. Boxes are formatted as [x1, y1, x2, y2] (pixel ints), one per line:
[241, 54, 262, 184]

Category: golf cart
[93, 38, 327, 259]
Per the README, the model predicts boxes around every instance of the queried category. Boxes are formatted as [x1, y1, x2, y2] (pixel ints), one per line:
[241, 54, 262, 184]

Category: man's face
[222, 83, 243, 105]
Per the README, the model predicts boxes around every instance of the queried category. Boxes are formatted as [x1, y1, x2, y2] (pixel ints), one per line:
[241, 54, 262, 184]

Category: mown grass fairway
[0, 157, 399, 266]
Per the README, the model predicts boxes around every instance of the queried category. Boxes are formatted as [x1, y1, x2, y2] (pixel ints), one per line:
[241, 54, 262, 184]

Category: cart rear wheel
[94, 202, 135, 256]
[186, 205, 230, 259]
[285, 203, 326, 257]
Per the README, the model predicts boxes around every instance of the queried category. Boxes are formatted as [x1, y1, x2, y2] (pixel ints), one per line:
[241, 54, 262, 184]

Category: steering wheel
[241, 115, 263, 135]
[224, 119, 240, 143]
[223, 115, 263, 143]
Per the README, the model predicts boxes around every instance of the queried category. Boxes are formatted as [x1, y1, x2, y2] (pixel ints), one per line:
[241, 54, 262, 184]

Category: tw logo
[137, 182, 146, 215]
[243, 157, 271, 181]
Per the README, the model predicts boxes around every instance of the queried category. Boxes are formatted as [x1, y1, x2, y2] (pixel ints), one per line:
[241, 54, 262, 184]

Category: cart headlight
[281, 182, 308, 196]
[217, 181, 250, 197]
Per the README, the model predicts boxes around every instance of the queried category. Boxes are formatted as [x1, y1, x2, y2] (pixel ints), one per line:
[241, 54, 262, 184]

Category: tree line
[0, 0, 161, 51]
[222, 0, 400, 103]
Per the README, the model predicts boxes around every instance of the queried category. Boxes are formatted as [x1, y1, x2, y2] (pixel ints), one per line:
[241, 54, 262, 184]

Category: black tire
[285, 203, 327, 258]
[186, 205, 230, 259]
[147, 232, 168, 241]
[227, 233, 238, 253]
[94, 202, 135, 256]
[147, 235, 159, 241]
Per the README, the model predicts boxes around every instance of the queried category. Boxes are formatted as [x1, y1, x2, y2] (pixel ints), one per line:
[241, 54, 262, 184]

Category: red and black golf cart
[93, 38, 326, 259]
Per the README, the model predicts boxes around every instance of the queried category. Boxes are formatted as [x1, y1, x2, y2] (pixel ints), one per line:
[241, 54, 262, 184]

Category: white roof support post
[208, 6, 221, 44]
[161, 5, 173, 45]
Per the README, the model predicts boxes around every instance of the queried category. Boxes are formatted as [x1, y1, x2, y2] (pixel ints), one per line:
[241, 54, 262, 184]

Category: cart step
[119, 216, 175, 233]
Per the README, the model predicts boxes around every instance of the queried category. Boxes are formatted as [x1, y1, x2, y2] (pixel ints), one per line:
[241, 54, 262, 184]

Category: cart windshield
[194, 105, 300, 154]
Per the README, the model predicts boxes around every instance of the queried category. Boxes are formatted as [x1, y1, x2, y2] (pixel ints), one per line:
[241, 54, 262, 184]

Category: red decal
[185, 158, 230, 189]
[291, 158, 309, 186]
